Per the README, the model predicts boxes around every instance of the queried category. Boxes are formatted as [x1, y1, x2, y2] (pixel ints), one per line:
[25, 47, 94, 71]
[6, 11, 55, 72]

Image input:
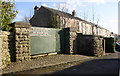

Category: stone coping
[12, 22, 31, 28]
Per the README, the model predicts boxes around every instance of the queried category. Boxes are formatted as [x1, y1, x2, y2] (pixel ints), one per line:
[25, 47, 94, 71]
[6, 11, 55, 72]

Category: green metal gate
[30, 27, 65, 55]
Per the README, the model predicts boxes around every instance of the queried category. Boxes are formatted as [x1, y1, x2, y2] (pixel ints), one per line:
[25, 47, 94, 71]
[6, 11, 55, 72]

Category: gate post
[65, 28, 77, 54]
[13, 22, 31, 62]
[103, 39, 106, 55]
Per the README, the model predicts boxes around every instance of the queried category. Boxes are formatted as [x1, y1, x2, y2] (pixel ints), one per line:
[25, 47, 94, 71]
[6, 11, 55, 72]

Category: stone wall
[30, 6, 52, 27]
[8, 32, 16, 62]
[65, 28, 105, 56]
[12, 22, 31, 62]
[65, 28, 70, 53]
[77, 33, 105, 57]
[104, 37, 115, 53]
[65, 28, 77, 54]
[0, 31, 11, 69]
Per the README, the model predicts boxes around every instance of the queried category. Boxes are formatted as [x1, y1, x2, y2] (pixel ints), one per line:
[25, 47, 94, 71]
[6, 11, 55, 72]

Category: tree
[91, 6, 100, 25]
[83, 9, 88, 21]
[92, 7, 96, 24]
[22, 9, 33, 23]
[96, 15, 100, 25]
[54, 3, 68, 12]
[22, 16, 30, 23]
[0, 0, 18, 31]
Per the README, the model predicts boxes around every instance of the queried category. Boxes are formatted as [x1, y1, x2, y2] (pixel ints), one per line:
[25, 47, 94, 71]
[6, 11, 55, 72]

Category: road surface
[5, 52, 119, 76]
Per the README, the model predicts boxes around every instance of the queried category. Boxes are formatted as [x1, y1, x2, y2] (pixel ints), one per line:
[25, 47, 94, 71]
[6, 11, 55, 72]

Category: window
[60, 18, 66, 28]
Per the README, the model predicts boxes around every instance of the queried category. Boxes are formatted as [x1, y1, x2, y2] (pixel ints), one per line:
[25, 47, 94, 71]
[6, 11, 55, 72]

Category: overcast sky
[12, 0, 118, 34]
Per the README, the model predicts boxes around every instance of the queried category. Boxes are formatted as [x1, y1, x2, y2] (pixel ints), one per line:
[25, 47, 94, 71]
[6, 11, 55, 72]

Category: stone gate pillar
[13, 22, 31, 62]
[65, 28, 77, 54]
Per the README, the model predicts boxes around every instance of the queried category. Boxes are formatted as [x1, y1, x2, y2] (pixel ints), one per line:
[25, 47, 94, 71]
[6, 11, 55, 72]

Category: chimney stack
[72, 10, 76, 17]
[34, 6, 39, 15]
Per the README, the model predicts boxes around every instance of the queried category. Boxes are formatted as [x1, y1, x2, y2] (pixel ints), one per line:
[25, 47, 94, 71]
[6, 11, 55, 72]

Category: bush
[0, 0, 18, 31]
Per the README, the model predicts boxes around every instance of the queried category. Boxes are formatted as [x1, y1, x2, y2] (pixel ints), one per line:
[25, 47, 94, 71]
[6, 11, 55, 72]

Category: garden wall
[9, 22, 31, 62]
[77, 33, 105, 57]
[0, 21, 115, 70]
[0, 31, 11, 69]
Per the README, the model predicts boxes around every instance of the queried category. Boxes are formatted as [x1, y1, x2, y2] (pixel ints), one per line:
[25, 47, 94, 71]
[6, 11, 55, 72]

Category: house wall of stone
[102, 29, 106, 37]
[30, 6, 52, 27]
[30, 6, 112, 38]
[85, 23, 93, 35]
[59, 16, 67, 28]
[0, 31, 11, 69]
[98, 27, 101, 36]
[78, 21, 83, 33]
[60, 17, 79, 30]
[93, 25, 97, 35]
[101, 29, 105, 36]
[106, 30, 111, 37]
[62, 15, 111, 37]
[63, 18, 94, 36]
[30, 7, 110, 37]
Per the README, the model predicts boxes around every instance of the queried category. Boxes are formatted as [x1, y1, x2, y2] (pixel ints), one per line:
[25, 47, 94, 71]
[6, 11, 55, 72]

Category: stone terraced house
[30, 5, 111, 37]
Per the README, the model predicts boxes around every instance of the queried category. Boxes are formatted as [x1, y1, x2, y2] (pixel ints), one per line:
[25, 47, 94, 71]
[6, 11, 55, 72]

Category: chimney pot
[34, 6, 39, 14]
[72, 10, 76, 17]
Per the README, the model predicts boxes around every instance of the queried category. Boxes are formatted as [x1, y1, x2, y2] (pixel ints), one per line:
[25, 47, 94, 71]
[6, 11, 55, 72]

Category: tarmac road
[47, 52, 119, 75]
[52, 57, 119, 74]
[3, 52, 119, 76]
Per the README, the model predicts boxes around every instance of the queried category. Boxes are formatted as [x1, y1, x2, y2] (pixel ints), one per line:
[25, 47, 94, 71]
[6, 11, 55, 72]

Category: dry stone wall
[69, 31, 77, 54]
[15, 28, 31, 61]
[91, 37, 105, 57]
[65, 28, 77, 54]
[65, 28, 70, 53]
[77, 34, 105, 57]
[13, 22, 31, 62]
[0, 31, 11, 69]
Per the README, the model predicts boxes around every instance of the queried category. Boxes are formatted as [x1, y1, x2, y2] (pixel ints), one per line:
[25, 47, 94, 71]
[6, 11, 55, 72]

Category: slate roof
[41, 6, 84, 21]
[39, 6, 109, 31]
